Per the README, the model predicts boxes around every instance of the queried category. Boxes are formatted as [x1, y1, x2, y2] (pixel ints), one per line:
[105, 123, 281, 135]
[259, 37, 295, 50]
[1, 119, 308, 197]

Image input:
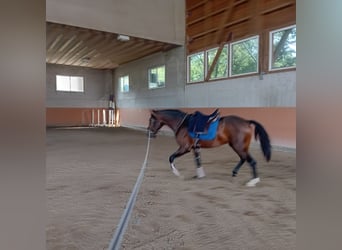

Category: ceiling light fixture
[117, 34, 130, 41]
[81, 57, 91, 63]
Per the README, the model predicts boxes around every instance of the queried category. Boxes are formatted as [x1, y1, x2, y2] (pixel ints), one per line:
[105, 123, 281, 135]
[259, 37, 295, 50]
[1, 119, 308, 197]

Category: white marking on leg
[196, 167, 206, 178]
[171, 163, 180, 176]
[246, 177, 260, 187]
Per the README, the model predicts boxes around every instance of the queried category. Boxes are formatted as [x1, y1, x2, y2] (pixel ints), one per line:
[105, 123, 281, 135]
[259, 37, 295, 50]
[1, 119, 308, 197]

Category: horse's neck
[163, 115, 184, 133]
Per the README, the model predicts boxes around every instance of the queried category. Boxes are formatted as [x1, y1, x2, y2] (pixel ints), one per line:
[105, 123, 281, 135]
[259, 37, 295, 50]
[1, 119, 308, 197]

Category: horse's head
[147, 110, 164, 138]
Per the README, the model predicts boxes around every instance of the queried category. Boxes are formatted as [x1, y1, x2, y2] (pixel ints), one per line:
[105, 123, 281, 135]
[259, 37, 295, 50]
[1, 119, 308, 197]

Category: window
[188, 52, 204, 83]
[207, 45, 228, 80]
[230, 36, 259, 76]
[269, 25, 296, 70]
[56, 75, 84, 92]
[119, 75, 129, 92]
[187, 27, 295, 82]
[148, 65, 165, 89]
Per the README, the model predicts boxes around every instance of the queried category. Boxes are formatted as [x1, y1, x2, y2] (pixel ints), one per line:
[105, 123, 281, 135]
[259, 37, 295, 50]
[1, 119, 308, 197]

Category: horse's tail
[249, 120, 271, 161]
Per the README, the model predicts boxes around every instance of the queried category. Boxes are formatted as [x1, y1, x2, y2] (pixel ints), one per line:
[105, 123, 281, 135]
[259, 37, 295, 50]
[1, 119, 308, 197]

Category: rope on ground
[108, 131, 151, 250]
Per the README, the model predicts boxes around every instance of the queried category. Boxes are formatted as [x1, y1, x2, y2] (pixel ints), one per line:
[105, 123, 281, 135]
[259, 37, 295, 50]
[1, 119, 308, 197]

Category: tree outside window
[207, 45, 228, 80]
[231, 36, 259, 76]
[270, 25, 296, 70]
[188, 52, 204, 83]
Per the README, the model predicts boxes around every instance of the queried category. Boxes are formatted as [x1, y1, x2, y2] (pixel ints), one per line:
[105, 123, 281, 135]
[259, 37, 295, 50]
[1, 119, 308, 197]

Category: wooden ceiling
[46, 22, 179, 69]
[47, 0, 295, 69]
[186, 0, 296, 54]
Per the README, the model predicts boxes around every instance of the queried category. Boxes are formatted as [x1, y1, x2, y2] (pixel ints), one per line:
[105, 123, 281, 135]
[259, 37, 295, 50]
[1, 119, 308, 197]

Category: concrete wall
[115, 47, 296, 109]
[46, 63, 113, 126]
[185, 71, 296, 108]
[115, 47, 186, 108]
[46, 0, 185, 44]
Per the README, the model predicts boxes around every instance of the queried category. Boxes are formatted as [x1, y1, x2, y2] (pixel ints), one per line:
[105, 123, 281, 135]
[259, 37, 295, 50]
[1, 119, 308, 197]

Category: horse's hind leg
[246, 153, 260, 187]
[247, 154, 258, 179]
[229, 130, 260, 186]
[231, 150, 260, 186]
[232, 158, 246, 177]
[230, 141, 248, 177]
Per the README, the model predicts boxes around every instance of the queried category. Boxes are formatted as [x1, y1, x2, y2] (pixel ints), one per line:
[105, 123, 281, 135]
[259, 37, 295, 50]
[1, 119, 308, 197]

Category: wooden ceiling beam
[119, 45, 165, 65]
[190, 16, 250, 41]
[203, 0, 235, 82]
[260, 1, 295, 15]
[187, 0, 248, 26]
[187, 0, 207, 12]
[187, 21, 250, 54]
[46, 22, 179, 69]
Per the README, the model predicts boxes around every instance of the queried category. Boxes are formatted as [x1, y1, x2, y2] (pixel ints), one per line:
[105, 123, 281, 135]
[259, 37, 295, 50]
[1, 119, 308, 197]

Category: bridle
[149, 112, 188, 136]
[174, 113, 188, 135]
[148, 116, 159, 135]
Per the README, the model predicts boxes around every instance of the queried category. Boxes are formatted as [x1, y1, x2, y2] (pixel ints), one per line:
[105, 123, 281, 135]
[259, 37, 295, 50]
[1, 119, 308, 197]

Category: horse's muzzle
[147, 130, 156, 138]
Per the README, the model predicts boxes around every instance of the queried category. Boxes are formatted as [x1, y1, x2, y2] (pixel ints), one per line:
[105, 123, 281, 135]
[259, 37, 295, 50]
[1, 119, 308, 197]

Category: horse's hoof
[196, 167, 205, 178]
[246, 177, 260, 187]
[172, 169, 180, 177]
[192, 175, 205, 179]
[232, 172, 237, 177]
[171, 164, 180, 176]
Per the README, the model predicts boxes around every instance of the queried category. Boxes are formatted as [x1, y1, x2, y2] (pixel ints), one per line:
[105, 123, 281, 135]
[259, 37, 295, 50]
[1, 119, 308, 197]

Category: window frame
[206, 45, 229, 80]
[187, 51, 205, 83]
[186, 24, 296, 84]
[119, 75, 130, 93]
[269, 24, 296, 71]
[56, 75, 84, 93]
[229, 35, 259, 77]
[148, 65, 166, 89]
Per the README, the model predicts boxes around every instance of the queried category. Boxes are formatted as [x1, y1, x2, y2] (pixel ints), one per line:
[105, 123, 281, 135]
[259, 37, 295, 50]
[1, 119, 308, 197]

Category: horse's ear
[150, 109, 156, 116]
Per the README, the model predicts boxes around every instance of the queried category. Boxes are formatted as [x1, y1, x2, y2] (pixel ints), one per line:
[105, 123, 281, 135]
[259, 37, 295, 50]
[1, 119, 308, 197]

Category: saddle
[188, 109, 219, 135]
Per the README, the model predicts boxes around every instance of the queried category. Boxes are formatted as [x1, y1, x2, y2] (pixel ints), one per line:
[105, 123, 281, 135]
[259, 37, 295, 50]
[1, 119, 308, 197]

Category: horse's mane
[152, 109, 186, 119]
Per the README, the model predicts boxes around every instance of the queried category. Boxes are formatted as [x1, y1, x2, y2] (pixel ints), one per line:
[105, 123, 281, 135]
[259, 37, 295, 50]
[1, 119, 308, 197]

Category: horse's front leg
[169, 147, 190, 177]
[193, 141, 205, 178]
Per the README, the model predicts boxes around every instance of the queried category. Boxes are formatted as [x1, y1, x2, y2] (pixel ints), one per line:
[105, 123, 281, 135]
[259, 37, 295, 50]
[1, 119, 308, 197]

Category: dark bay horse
[147, 109, 271, 186]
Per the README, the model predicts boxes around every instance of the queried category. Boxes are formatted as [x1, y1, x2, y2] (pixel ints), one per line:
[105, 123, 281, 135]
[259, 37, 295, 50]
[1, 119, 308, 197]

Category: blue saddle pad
[188, 119, 219, 140]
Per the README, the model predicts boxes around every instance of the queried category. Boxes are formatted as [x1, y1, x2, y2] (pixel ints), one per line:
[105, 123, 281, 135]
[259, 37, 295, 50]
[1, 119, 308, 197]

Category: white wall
[114, 47, 296, 109]
[46, 63, 113, 108]
[185, 71, 296, 107]
[114, 47, 186, 108]
[46, 0, 185, 45]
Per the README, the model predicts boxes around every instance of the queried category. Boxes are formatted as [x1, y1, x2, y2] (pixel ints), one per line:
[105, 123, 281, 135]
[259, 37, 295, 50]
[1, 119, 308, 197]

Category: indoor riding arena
[46, 1, 296, 249]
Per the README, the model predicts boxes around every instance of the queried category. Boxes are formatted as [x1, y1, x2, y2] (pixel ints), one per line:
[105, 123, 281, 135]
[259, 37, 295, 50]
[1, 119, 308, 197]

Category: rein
[108, 131, 151, 250]
[174, 113, 188, 135]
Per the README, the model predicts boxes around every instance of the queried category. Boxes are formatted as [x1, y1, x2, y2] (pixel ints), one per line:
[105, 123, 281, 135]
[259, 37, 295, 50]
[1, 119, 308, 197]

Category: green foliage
[189, 53, 204, 82]
[207, 46, 228, 79]
[271, 27, 296, 69]
[231, 37, 258, 75]
[187, 26, 296, 83]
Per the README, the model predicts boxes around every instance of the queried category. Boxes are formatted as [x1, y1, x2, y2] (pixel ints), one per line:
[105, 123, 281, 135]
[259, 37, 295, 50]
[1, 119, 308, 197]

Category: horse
[147, 109, 272, 187]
